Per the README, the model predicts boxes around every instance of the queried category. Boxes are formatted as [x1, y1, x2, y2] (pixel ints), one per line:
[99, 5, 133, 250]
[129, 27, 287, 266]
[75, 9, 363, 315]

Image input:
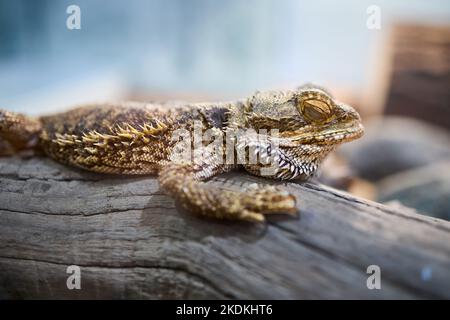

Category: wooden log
[0, 156, 449, 299]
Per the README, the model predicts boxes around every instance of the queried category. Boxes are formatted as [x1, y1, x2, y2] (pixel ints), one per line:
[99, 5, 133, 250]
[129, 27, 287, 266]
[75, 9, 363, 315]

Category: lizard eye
[299, 99, 333, 124]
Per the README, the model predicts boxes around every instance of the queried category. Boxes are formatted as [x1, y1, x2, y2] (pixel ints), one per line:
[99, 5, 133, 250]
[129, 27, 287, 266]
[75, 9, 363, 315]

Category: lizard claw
[239, 210, 266, 223]
[237, 184, 299, 222]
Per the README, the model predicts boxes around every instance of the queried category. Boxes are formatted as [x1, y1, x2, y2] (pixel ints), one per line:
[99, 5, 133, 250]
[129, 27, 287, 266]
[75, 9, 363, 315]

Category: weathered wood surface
[0, 156, 449, 299]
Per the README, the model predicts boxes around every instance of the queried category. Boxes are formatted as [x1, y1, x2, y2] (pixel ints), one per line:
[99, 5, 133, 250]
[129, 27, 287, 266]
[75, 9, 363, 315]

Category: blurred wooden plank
[384, 23, 450, 130]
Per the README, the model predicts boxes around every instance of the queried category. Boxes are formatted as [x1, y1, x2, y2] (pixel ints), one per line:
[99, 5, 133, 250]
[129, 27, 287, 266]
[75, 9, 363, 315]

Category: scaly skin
[0, 84, 364, 222]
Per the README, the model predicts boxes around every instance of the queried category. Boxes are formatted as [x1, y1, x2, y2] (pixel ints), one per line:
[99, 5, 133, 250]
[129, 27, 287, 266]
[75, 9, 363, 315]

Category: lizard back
[38, 102, 231, 174]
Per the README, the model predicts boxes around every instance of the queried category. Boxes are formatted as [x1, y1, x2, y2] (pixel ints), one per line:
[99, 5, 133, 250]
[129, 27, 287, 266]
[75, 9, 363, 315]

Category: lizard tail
[0, 109, 42, 156]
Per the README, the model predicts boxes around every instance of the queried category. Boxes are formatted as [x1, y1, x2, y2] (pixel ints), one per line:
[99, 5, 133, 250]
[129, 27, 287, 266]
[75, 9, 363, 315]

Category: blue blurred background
[0, 0, 449, 114]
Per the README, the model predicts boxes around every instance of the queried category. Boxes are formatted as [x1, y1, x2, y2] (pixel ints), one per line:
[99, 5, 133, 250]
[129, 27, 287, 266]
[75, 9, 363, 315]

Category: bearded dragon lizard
[0, 84, 363, 222]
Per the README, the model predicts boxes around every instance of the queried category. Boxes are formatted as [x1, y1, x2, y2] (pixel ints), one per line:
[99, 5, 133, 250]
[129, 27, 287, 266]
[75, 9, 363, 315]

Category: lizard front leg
[158, 159, 298, 222]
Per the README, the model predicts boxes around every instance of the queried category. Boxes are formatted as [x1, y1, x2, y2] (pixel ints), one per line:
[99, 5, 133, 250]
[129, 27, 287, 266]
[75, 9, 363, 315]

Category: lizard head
[241, 84, 364, 180]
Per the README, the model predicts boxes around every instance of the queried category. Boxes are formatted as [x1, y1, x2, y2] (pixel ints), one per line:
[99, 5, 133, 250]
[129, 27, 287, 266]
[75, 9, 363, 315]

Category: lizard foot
[158, 162, 298, 223]
[236, 184, 298, 222]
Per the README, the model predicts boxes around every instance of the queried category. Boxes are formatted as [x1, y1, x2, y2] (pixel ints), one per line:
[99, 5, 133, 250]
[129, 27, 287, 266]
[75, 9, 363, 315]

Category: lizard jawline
[278, 122, 364, 146]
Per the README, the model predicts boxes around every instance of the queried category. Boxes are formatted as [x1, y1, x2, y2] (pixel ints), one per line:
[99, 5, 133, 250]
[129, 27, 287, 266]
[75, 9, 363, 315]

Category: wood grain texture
[0, 157, 449, 299]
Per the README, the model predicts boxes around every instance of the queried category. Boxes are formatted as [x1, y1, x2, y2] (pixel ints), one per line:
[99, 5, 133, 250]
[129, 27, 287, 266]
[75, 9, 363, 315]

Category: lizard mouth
[276, 120, 364, 146]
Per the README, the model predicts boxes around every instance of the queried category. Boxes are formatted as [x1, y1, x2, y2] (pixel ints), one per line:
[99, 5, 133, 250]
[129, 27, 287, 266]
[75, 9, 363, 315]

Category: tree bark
[0, 157, 449, 299]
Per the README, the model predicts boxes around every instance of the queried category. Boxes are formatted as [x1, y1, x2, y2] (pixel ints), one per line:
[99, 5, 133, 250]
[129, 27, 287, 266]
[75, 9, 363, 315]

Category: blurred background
[0, 0, 449, 219]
